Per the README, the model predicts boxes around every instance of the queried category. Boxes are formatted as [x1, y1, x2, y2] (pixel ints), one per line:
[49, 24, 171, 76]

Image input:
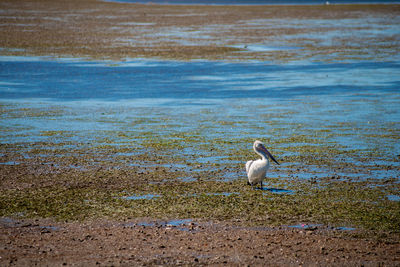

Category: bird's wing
[245, 160, 253, 175]
[246, 159, 269, 184]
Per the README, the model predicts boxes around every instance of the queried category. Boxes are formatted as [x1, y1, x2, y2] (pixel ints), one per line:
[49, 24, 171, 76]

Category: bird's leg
[260, 181, 263, 190]
[247, 181, 255, 190]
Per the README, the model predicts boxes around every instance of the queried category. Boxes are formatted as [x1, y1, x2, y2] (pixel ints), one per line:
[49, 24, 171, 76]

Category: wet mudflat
[1, 217, 400, 266]
[1, 0, 400, 266]
[0, 0, 399, 62]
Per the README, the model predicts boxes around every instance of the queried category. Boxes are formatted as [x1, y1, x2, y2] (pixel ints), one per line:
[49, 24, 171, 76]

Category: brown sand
[0, 0, 399, 61]
[0, 145, 399, 265]
[1, 217, 399, 266]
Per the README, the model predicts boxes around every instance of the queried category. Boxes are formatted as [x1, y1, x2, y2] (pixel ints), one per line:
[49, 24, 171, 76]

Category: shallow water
[387, 195, 400, 201]
[0, 55, 399, 183]
[123, 194, 161, 200]
[288, 223, 356, 231]
[257, 187, 294, 194]
[1, 57, 399, 100]
[133, 219, 193, 230]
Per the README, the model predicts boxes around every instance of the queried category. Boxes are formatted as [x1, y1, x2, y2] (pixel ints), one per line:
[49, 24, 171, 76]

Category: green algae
[1, 134, 399, 238]
[40, 131, 74, 137]
[1, 1, 399, 62]
[1, 175, 399, 235]
[1, 93, 399, 240]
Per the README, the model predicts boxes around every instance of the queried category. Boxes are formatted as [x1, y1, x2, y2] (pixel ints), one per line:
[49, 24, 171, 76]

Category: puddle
[287, 223, 356, 231]
[133, 219, 194, 231]
[38, 225, 60, 232]
[0, 161, 20, 165]
[123, 194, 160, 200]
[165, 219, 193, 227]
[386, 195, 400, 202]
[231, 44, 301, 52]
[256, 187, 294, 194]
[123, 192, 240, 200]
[335, 226, 356, 231]
[135, 222, 153, 227]
[288, 223, 322, 230]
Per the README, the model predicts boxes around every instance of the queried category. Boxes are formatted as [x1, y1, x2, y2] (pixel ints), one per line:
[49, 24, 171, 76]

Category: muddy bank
[1, 157, 399, 233]
[1, 217, 399, 266]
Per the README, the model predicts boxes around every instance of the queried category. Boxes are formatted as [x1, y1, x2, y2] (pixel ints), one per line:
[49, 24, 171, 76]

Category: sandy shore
[0, 0, 399, 62]
[1, 216, 399, 266]
[1, 159, 399, 266]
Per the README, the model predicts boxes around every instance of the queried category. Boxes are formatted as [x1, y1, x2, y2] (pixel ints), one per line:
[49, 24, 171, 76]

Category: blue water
[123, 194, 161, 200]
[288, 224, 356, 230]
[1, 57, 399, 101]
[1, 55, 399, 182]
[387, 195, 400, 201]
[134, 219, 193, 229]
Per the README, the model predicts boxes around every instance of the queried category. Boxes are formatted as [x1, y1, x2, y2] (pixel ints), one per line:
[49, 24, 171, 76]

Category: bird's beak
[261, 145, 280, 165]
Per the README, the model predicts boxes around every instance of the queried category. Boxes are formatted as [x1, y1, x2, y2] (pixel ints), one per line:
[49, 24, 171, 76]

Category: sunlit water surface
[0, 56, 399, 188]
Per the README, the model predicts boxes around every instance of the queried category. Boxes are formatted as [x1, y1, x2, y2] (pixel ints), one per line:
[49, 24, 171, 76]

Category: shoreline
[0, 0, 399, 62]
[1, 216, 399, 266]
[102, 1, 400, 6]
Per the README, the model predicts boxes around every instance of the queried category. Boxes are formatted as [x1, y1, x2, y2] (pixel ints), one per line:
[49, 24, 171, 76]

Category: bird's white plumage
[246, 140, 279, 187]
[246, 158, 270, 185]
[245, 160, 253, 175]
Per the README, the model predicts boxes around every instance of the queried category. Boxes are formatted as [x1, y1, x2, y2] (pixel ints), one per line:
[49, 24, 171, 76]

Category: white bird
[246, 140, 280, 189]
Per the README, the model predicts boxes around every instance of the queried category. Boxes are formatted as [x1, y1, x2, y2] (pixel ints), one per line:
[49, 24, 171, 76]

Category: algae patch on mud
[1, 95, 399, 237]
[1, 54, 400, 242]
[0, 160, 399, 237]
[0, 1, 399, 62]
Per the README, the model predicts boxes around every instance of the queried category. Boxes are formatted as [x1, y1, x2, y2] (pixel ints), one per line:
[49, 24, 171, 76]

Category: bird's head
[253, 140, 280, 165]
